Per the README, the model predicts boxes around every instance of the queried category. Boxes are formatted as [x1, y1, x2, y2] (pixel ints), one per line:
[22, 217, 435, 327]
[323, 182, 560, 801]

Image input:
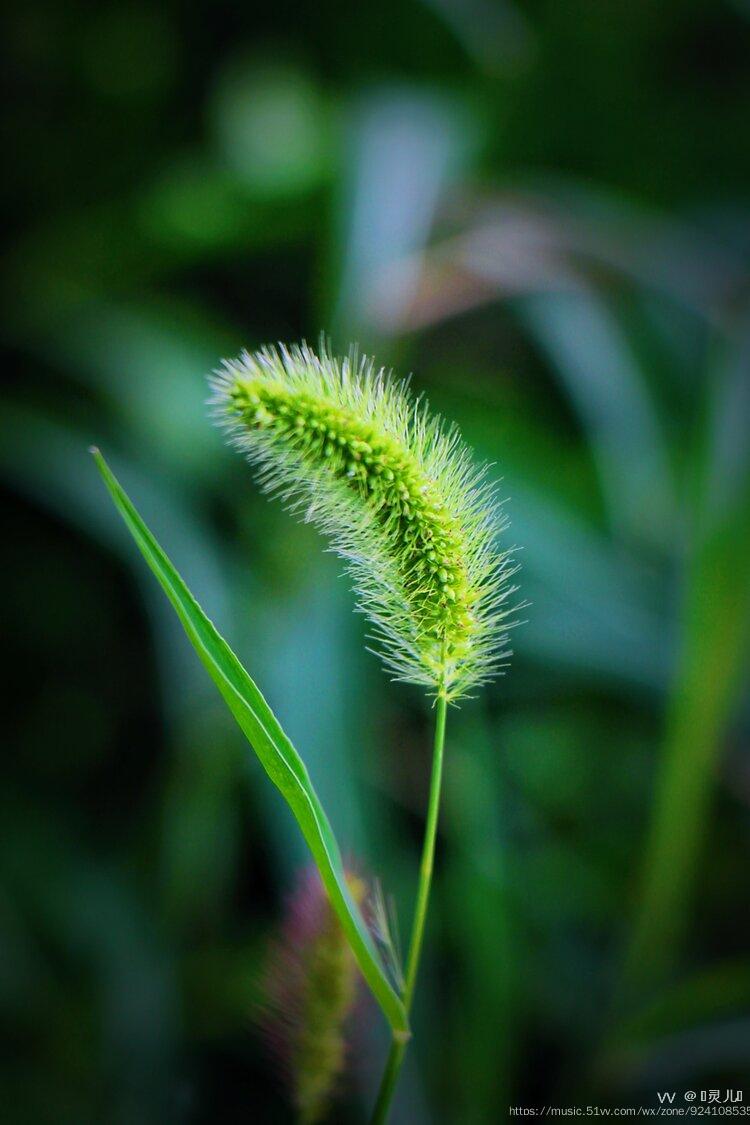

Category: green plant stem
[371, 691, 448, 1125]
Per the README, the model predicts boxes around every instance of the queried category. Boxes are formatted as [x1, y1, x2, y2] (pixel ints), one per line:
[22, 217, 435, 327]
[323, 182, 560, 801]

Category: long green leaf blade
[91, 448, 407, 1035]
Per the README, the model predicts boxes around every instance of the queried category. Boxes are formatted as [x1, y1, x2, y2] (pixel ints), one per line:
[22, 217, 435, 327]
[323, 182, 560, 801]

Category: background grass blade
[622, 338, 750, 997]
[91, 448, 408, 1036]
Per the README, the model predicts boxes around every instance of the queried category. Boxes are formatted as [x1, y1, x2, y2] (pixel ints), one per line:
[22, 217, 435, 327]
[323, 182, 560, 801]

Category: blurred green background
[2, 1, 750, 1121]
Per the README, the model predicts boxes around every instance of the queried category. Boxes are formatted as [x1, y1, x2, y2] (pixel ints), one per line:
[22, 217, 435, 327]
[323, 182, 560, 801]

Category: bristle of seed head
[210, 341, 518, 700]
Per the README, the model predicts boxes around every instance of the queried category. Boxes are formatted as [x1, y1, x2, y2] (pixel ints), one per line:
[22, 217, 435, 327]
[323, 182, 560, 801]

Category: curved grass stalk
[210, 342, 517, 1120]
[96, 341, 518, 1122]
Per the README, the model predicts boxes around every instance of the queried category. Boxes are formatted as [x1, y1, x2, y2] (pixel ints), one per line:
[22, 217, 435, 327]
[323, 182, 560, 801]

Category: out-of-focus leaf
[624, 320, 750, 995]
[333, 86, 477, 338]
[0, 404, 226, 714]
[617, 961, 750, 1047]
[92, 450, 408, 1035]
[519, 290, 675, 545]
[378, 186, 747, 332]
[47, 297, 235, 481]
[512, 487, 670, 689]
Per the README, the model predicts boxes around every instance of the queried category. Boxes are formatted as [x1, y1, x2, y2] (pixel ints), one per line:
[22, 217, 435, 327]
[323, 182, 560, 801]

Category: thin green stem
[404, 691, 448, 1012]
[370, 1039, 408, 1125]
[370, 691, 448, 1125]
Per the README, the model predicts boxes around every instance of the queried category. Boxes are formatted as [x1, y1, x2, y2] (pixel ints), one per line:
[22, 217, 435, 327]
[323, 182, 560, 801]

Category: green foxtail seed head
[210, 342, 517, 701]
